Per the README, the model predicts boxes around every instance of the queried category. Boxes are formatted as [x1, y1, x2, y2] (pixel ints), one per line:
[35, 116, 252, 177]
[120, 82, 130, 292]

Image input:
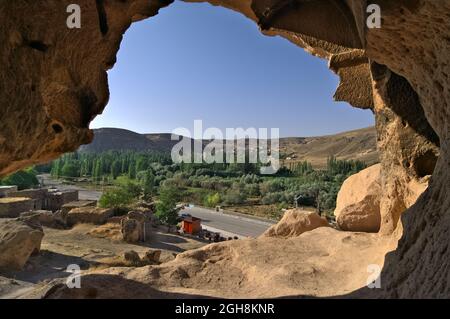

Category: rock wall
[0, 0, 173, 176]
[0, 0, 449, 297]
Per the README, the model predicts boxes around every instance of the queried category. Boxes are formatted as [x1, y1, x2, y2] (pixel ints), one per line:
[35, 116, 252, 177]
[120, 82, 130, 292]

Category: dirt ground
[0, 224, 207, 298]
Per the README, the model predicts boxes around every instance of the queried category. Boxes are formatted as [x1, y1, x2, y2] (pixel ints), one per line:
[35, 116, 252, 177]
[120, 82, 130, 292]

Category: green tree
[142, 170, 155, 201]
[51, 158, 63, 178]
[111, 160, 121, 179]
[156, 186, 179, 232]
[93, 160, 102, 183]
[61, 161, 80, 178]
[128, 161, 136, 180]
[136, 156, 149, 172]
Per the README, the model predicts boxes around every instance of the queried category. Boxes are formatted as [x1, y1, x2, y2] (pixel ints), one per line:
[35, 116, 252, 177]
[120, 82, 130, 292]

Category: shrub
[223, 189, 246, 205]
[124, 182, 142, 199]
[261, 192, 284, 205]
[1, 169, 39, 190]
[204, 193, 221, 208]
[244, 183, 261, 197]
[99, 188, 134, 209]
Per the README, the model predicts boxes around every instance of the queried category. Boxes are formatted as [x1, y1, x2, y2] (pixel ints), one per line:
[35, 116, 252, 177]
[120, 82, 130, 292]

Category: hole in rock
[414, 150, 438, 177]
[52, 123, 64, 134]
[27, 40, 48, 52]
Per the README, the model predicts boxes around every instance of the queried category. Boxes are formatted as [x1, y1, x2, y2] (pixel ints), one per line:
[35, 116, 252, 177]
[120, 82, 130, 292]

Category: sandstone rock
[127, 211, 146, 224]
[37, 227, 395, 299]
[123, 251, 141, 266]
[88, 223, 122, 241]
[52, 210, 68, 225]
[120, 211, 147, 243]
[263, 209, 329, 238]
[142, 250, 161, 264]
[0, 217, 44, 270]
[334, 164, 382, 233]
[66, 207, 114, 227]
[20, 210, 59, 228]
[121, 219, 141, 243]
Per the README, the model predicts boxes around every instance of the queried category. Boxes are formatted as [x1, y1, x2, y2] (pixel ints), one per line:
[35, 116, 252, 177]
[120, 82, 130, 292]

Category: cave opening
[0, 0, 448, 300]
[91, 1, 375, 139]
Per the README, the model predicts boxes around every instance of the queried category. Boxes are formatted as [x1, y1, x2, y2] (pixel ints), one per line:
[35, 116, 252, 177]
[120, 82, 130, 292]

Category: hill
[280, 127, 378, 168]
[79, 127, 379, 168]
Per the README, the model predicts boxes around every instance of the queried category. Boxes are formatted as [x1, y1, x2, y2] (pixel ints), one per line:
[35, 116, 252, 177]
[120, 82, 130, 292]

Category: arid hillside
[79, 127, 378, 168]
[280, 127, 378, 168]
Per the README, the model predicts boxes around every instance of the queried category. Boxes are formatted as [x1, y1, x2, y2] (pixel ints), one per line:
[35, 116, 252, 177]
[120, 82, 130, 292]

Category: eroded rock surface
[28, 227, 394, 299]
[0, 0, 449, 298]
[0, 217, 44, 271]
[335, 164, 382, 233]
[263, 209, 329, 238]
[121, 211, 147, 243]
[66, 207, 114, 227]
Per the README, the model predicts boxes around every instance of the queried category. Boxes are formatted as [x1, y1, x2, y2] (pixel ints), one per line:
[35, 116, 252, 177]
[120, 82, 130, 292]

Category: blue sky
[91, 0, 374, 137]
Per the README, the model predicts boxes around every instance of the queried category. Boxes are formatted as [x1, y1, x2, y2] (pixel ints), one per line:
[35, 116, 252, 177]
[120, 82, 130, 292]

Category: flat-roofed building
[0, 186, 18, 198]
[46, 190, 79, 212]
[0, 197, 35, 218]
[7, 188, 48, 210]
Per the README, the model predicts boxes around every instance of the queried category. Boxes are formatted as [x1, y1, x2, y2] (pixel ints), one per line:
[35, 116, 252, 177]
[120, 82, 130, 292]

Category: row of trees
[50, 151, 172, 182]
[45, 151, 368, 217]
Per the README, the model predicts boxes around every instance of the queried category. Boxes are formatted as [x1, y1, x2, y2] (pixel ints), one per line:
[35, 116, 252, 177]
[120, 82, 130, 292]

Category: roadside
[181, 206, 274, 238]
[39, 174, 102, 201]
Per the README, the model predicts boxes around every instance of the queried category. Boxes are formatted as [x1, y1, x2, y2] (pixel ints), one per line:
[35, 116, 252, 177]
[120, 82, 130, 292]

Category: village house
[0, 186, 18, 198]
[0, 186, 80, 217]
[7, 188, 49, 210]
[0, 197, 35, 218]
[181, 217, 202, 235]
[46, 190, 79, 212]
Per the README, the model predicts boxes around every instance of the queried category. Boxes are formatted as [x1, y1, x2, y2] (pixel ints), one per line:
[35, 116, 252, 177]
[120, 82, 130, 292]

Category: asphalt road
[39, 174, 102, 201]
[181, 206, 275, 238]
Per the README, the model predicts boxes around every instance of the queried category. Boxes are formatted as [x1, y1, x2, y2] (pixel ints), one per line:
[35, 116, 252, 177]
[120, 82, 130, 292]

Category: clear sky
[91, 0, 374, 138]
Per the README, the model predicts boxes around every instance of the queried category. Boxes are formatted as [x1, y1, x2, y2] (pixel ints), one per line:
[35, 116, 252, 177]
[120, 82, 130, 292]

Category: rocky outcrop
[66, 207, 114, 227]
[20, 210, 61, 228]
[263, 210, 329, 238]
[34, 227, 394, 299]
[123, 250, 141, 266]
[334, 164, 382, 233]
[142, 250, 162, 264]
[0, 216, 44, 270]
[0, 0, 449, 298]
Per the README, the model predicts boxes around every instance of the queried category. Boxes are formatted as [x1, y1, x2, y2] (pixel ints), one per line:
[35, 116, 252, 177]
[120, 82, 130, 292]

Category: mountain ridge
[79, 127, 379, 168]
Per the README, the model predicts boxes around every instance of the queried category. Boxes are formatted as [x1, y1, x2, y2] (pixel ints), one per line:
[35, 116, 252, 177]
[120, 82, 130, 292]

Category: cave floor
[0, 224, 207, 298]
